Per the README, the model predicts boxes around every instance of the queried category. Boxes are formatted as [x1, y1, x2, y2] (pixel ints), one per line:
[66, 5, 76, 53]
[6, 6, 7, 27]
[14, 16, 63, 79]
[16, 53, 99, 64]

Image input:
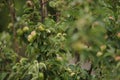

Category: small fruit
[26, 0, 33, 7]
[31, 30, 36, 37]
[117, 32, 120, 38]
[115, 56, 120, 61]
[17, 29, 23, 36]
[27, 34, 33, 42]
[109, 16, 114, 20]
[27, 31, 37, 42]
[23, 26, 29, 32]
[39, 72, 44, 80]
[66, 68, 72, 73]
[38, 25, 45, 31]
[100, 45, 106, 51]
[56, 56, 63, 62]
[96, 51, 103, 57]
[8, 23, 13, 29]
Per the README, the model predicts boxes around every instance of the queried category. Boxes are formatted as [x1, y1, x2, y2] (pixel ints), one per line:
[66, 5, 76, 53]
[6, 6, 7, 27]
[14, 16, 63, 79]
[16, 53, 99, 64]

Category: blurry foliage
[0, 0, 25, 32]
[0, 0, 120, 80]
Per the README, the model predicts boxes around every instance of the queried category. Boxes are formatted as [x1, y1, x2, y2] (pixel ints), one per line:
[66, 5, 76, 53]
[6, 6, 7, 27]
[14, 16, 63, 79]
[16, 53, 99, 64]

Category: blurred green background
[0, 0, 25, 32]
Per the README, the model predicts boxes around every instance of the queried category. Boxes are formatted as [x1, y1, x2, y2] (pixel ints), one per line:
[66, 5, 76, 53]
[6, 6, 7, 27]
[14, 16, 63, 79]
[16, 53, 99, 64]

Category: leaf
[0, 72, 8, 80]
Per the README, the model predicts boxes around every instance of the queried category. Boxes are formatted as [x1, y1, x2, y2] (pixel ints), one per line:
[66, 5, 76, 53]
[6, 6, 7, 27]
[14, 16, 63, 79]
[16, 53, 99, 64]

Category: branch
[40, 0, 48, 23]
[7, 0, 19, 53]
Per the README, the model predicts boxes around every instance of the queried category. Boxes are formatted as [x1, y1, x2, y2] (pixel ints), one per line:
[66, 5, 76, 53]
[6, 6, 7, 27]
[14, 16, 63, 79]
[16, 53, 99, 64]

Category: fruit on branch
[26, 0, 34, 8]
[100, 45, 106, 51]
[31, 30, 37, 37]
[96, 51, 103, 57]
[39, 72, 44, 80]
[38, 25, 45, 31]
[23, 26, 29, 32]
[117, 32, 120, 38]
[27, 30, 37, 42]
[17, 29, 23, 36]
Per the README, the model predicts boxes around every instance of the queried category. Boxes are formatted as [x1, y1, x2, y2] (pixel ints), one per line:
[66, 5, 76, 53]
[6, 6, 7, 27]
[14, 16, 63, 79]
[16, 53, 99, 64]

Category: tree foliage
[0, 0, 120, 80]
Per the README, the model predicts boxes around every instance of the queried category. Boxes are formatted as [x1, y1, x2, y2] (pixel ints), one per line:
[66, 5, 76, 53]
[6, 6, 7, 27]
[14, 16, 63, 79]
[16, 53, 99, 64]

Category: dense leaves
[0, 0, 120, 80]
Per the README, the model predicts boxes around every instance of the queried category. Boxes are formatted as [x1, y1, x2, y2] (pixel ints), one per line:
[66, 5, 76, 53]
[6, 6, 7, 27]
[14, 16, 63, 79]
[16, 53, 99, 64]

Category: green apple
[27, 31, 37, 42]
[39, 72, 44, 80]
[23, 26, 29, 32]
[8, 23, 13, 29]
[38, 25, 45, 31]
[27, 34, 33, 42]
[56, 56, 63, 62]
[100, 45, 106, 51]
[117, 32, 120, 38]
[31, 30, 37, 37]
[17, 29, 23, 36]
[96, 51, 103, 57]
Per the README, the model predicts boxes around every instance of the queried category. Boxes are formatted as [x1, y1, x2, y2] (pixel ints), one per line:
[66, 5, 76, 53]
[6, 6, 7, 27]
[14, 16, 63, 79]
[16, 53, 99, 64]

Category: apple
[100, 45, 106, 51]
[56, 56, 63, 62]
[38, 25, 45, 31]
[96, 51, 103, 57]
[39, 72, 44, 80]
[17, 29, 23, 36]
[23, 26, 29, 32]
[27, 31, 37, 42]
[117, 32, 120, 38]
[31, 30, 36, 37]
[27, 34, 33, 42]
[8, 23, 13, 29]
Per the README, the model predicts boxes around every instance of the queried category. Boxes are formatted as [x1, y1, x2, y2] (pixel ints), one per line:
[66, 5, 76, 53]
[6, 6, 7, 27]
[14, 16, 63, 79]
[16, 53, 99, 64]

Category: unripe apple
[117, 32, 120, 38]
[23, 26, 29, 32]
[27, 31, 37, 42]
[56, 56, 63, 62]
[96, 51, 103, 57]
[26, 0, 33, 8]
[8, 23, 13, 29]
[17, 29, 23, 36]
[109, 16, 114, 20]
[100, 45, 106, 51]
[27, 34, 33, 42]
[31, 30, 36, 37]
[38, 25, 45, 31]
[115, 56, 120, 61]
[66, 68, 72, 73]
[39, 72, 44, 80]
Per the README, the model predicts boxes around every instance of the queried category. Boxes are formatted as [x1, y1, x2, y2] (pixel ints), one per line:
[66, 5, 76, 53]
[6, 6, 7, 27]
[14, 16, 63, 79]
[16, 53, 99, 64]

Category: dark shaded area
[0, 0, 25, 32]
